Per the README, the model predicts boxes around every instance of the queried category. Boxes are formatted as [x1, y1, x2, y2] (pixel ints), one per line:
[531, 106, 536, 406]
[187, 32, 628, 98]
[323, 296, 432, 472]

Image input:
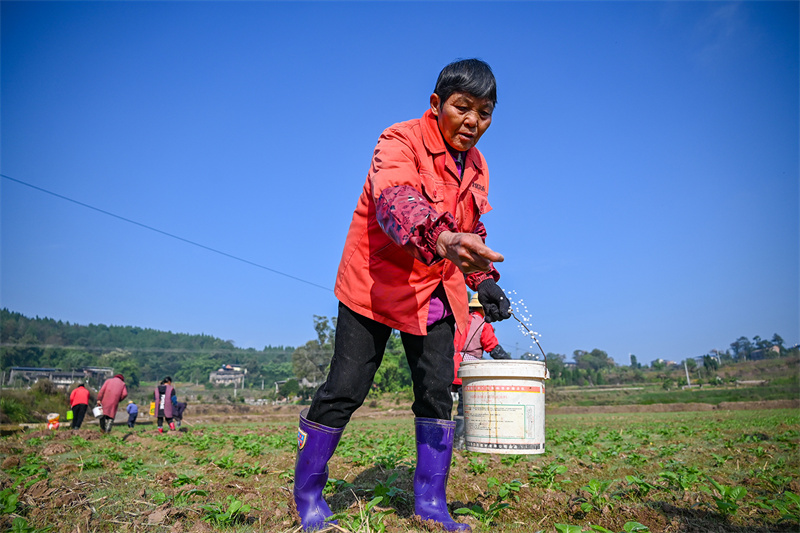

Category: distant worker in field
[96, 374, 127, 434]
[174, 401, 187, 429]
[68, 382, 90, 430]
[155, 377, 178, 433]
[126, 400, 138, 428]
[452, 293, 511, 450]
[294, 59, 511, 532]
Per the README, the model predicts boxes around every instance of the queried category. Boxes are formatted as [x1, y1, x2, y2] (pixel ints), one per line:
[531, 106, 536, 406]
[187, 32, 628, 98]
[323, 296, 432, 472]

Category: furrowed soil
[1, 400, 798, 533]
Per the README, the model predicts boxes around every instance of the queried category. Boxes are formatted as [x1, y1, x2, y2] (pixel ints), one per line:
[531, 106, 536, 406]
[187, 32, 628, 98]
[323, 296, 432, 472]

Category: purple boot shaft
[414, 417, 471, 531]
[293, 411, 343, 531]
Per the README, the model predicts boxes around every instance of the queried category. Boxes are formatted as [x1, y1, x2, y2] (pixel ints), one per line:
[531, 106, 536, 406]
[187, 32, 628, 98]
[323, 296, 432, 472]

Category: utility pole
[684, 360, 691, 388]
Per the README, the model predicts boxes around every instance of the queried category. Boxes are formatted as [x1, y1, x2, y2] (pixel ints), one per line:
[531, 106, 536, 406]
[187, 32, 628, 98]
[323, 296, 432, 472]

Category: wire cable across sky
[1, 173, 334, 293]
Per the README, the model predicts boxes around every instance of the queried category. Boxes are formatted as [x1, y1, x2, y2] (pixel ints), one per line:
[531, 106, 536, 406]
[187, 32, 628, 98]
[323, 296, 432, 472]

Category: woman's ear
[429, 93, 440, 116]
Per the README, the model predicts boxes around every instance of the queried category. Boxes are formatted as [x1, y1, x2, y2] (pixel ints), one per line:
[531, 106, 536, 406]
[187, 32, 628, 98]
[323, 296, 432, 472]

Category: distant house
[749, 345, 781, 361]
[209, 364, 247, 386]
[5, 366, 113, 389]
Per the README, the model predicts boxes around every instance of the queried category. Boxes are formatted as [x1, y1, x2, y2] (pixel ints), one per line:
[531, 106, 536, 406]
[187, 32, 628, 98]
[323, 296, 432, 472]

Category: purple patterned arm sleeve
[465, 220, 501, 289]
[376, 185, 458, 265]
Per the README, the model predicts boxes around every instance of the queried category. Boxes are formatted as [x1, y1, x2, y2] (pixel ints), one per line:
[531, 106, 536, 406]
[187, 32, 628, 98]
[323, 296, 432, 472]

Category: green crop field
[1, 406, 797, 533]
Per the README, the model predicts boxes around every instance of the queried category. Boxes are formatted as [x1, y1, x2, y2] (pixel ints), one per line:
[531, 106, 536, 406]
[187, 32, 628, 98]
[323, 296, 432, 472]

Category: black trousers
[307, 302, 456, 429]
[71, 404, 88, 429]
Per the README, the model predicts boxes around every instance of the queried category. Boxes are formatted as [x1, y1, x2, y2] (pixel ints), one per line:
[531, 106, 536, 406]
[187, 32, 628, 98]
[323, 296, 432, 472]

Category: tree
[629, 354, 640, 369]
[544, 353, 566, 381]
[702, 355, 719, 374]
[279, 379, 300, 398]
[730, 336, 753, 361]
[291, 316, 335, 385]
[574, 349, 613, 372]
[373, 331, 411, 392]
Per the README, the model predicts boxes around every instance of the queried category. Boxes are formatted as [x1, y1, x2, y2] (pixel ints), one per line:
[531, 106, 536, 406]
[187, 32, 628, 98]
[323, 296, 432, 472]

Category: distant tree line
[537, 333, 796, 387]
[0, 309, 295, 388]
[4, 308, 794, 395]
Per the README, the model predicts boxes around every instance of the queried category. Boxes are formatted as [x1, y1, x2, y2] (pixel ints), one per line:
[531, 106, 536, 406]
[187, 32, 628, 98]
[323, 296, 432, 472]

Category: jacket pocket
[419, 171, 444, 204]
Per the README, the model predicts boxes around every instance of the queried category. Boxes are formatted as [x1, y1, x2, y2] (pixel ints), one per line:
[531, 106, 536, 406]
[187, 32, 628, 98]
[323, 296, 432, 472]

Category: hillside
[0, 309, 295, 387]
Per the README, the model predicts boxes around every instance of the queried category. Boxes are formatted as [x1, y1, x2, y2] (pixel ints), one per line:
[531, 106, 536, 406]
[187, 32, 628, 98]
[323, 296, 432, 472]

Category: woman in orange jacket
[294, 59, 511, 532]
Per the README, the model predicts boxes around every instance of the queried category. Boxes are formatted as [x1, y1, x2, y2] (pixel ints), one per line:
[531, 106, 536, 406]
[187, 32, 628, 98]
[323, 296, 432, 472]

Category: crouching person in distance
[293, 58, 511, 532]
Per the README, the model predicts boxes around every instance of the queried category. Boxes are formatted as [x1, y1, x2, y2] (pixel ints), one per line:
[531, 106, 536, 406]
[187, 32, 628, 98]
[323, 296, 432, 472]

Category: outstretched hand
[435, 231, 504, 274]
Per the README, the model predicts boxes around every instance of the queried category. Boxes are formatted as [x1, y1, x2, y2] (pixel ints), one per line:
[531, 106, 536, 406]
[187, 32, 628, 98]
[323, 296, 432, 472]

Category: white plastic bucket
[458, 360, 549, 454]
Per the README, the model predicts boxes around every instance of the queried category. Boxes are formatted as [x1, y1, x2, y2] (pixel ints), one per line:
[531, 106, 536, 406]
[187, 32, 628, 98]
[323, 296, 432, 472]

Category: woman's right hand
[435, 231, 504, 274]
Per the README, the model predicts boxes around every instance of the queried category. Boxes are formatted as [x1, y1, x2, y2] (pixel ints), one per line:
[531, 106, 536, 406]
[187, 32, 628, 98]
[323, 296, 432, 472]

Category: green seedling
[487, 477, 523, 503]
[625, 475, 658, 498]
[579, 479, 617, 513]
[372, 472, 407, 504]
[324, 477, 354, 496]
[172, 473, 204, 487]
[329, 496, 394, 533]
[1, 487, 19, 514]
[467, 457, 488, 475]
[528, 463, 568, 490]
[161, 449, 184, 463]
[175, 488, 208, 504]
[70, 436, 90, 448]
[501, 454, 525, 467]
[119, 458, 146, 477]
[201, 495, 252, 526]
[234, 463, 267, 477]
[211, 454, 236, 469]
[455, 500, 511, 527]
[762, 491, 800, 523]
[79, 457, 103, 470]
[710, 453, 732, 467]
[703, 476, 747, 517]
[658, 462, 703, 492]
[455, 476, 517, 526]
[8, 517, 52, 533]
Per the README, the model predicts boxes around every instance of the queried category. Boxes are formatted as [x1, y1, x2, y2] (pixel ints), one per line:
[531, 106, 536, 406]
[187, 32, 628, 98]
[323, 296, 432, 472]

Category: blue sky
[2, 1, 797, 365]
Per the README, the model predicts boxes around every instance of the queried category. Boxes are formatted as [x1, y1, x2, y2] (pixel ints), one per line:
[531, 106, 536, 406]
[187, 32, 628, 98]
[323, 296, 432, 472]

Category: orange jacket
[334, 109, 498, 336]
[69, 385, 90, 407]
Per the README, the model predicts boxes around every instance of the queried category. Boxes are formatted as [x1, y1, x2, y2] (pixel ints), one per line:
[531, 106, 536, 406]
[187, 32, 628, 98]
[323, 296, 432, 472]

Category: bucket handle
[510, 311, 547, 362]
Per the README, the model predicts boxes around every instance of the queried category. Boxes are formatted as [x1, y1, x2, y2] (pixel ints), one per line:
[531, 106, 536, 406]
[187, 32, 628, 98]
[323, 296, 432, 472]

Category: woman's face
[430, 91, 494, 152]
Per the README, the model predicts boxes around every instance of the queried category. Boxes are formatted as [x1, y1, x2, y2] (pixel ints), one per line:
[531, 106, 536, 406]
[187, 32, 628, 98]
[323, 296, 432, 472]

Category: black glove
[490, 345, 511, 360]
[477, 279, 511, 323]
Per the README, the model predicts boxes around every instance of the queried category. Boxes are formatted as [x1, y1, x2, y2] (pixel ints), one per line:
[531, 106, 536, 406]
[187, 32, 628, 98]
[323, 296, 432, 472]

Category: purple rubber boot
[293, 411, 344, 531]
[414, 417, 471, 532]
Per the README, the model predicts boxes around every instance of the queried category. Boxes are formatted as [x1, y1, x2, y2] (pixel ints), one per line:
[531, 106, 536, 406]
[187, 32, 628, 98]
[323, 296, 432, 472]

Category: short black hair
[434, 58, 497, 106]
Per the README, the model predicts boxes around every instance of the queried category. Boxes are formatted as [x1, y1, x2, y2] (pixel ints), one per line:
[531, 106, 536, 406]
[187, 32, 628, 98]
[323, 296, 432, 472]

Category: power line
[1, 173, 333, 293]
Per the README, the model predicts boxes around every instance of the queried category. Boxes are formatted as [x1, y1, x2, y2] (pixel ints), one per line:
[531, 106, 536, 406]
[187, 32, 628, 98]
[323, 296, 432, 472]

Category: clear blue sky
[2, 1, 797, 365]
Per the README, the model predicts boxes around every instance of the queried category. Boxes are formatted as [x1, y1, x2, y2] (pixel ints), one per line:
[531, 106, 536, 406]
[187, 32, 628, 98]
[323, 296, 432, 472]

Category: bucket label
[462, 377, 546, 455]
[466, 404, 535, 439]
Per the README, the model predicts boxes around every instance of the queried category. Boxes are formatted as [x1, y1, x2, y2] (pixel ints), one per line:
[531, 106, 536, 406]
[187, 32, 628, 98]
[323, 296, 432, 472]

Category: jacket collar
[420, 109, 485, 173]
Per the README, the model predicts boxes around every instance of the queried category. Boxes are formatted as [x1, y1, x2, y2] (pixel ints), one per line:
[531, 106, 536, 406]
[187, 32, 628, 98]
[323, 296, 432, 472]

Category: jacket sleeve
[376, 185, 457, 265]
[370, 127, 458, 265]
[464, 220, 501, 290]
[97, 383, 106, 403]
